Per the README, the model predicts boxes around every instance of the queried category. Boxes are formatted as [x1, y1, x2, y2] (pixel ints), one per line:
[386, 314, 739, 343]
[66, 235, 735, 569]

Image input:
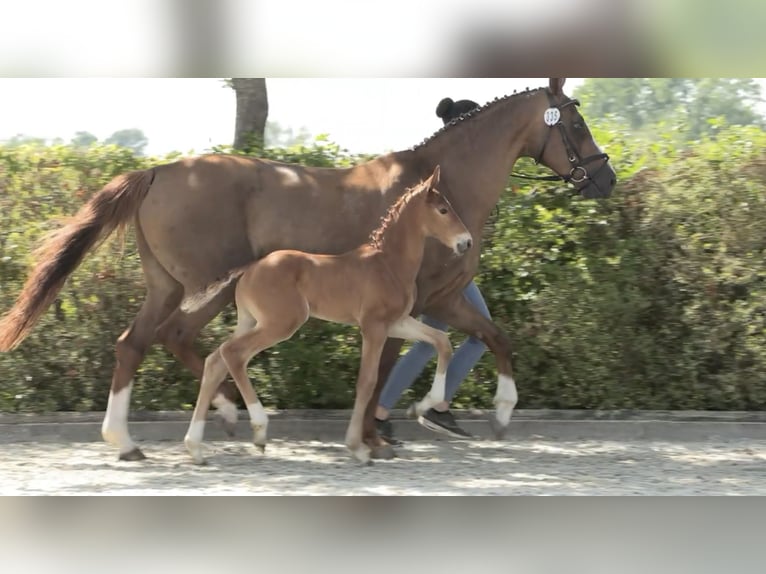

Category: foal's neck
[374, 200, 429, 288]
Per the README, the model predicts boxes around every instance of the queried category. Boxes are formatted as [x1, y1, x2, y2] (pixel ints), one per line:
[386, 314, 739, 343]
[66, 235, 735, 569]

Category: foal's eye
[439, 207, 449, 215]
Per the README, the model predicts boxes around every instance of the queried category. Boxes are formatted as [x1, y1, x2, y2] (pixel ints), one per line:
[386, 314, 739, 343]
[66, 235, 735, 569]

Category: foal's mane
[411, 86, 546, 151]
[368, 181, 429, 250]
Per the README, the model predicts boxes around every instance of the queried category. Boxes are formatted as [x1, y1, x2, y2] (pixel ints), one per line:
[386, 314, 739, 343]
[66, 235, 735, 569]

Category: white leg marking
[411, 372, 446, 416]
[247, 401, 269, 448]
[184, 420, 207, 464]
[346, 427, 371, 464]
[101, 384, 137, 455]
[494, 374, 518, 426]
[212, 393, 238, 425]
[429, 372, 447, 403]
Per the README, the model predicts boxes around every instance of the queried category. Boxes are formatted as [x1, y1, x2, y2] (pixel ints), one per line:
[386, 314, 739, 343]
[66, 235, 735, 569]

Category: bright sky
[0, 78, 584, 157]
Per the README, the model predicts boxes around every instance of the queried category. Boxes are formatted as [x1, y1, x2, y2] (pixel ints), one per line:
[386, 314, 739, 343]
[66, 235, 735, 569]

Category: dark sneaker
[376, 418, 403, 446]
[418, 408, 473, 439]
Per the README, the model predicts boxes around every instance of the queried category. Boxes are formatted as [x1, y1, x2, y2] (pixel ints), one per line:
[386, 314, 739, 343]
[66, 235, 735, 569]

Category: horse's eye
[439, 207, 449, 215]
[573, 122, 583, 130]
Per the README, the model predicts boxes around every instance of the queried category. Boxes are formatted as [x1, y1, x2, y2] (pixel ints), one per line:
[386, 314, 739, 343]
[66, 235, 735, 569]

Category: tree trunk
[231, 78, 269, 151]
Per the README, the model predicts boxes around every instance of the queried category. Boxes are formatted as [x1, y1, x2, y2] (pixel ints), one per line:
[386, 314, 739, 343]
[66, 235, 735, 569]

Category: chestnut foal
[181, 166, 472, 464]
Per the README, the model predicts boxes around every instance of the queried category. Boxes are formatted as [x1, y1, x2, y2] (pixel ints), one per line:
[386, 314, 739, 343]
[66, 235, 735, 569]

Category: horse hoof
[118, 447, 146, 462]
[364, 459, 375, 467]
[488, 417, 510, 440]
[370, 444, 396, 460]
[255, 444, 266, 454]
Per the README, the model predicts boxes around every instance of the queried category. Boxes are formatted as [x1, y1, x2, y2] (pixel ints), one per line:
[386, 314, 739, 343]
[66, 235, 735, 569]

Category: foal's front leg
[427, 296, 518, 439]
[388, 316, 454, 416]
[347, 324, 388, 464]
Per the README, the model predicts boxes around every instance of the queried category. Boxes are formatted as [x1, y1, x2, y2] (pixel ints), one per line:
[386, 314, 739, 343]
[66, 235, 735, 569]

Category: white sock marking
[247, 401, 269, 446]
[185, 420, 206, 445]
[428, 372, 447, 403]
[101, 384, 137, 454]
[184, 420, 207, 464]
[212, 393, 238, 424]
[247, 401, 269, 426]
[494, 374, 518, 426]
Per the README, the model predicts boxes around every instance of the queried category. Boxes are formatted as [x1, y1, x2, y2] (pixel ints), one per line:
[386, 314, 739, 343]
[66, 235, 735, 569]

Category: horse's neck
[375, 204, 427, 288]
[415, 97, 537, 229]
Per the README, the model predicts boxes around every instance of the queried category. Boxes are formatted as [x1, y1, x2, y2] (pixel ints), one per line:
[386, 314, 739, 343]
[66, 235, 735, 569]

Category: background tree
[70, 131, 98, 148]
[230, 78, 269, 151]
[574, 78, 765, 140]
[3, 134, 47, 147]
[104, 128, 148, 155]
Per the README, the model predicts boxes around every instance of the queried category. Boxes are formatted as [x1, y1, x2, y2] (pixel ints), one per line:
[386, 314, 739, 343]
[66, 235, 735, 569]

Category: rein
[510, 89, 610, 192]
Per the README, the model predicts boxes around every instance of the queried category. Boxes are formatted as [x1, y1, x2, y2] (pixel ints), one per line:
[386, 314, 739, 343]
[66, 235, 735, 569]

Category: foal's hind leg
[184, 346, 234, 464]
[219, 312, 307, 455]
[184, 300, 262, 463]
[156, 286, 242, 435]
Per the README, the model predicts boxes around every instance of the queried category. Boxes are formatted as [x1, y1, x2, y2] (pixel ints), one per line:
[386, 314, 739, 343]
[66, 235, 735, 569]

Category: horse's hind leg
[102, 231, 183, 460]
[156, 288, 241, 436]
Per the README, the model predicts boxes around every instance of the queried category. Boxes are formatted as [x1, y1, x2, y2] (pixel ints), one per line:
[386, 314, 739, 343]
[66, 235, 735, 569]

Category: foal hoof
[118, 447, 147, 462]
[488, 417, 510, 440]
[370, 444, 396, 460]
[221, 420, 238, 438]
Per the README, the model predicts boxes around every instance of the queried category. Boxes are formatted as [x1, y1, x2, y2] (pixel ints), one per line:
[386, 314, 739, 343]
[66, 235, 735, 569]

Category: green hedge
[1, 125, 765, 413]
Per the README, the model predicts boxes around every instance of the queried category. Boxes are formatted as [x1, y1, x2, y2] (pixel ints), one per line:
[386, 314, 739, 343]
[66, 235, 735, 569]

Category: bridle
[511, 89, 610, 192]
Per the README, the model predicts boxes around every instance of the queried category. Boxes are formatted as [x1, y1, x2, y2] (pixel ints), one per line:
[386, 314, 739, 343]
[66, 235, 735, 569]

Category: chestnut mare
[0, 78, 616, 461]
[181, 166, 471, 464]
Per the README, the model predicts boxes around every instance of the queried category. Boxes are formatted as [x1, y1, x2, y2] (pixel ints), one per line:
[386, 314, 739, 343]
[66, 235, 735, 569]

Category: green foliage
[1, 125, 766, 413]
[574, 78, 765, 141]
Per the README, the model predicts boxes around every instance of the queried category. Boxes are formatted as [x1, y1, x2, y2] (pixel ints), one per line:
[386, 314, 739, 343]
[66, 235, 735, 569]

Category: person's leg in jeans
[375, 281, 491, 441]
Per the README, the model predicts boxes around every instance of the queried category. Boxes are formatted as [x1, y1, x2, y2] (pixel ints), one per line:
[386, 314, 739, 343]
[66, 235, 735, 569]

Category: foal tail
[180, 266, 249, 314]
[0, 169, 155, 351]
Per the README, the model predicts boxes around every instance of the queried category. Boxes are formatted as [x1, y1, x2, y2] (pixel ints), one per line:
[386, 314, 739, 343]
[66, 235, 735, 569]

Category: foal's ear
[549, 78, 566, 95]
[429, 164, 441, 187]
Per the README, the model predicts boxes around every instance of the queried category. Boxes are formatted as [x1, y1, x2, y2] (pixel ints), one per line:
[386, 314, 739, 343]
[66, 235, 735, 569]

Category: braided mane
[410, 86, 545, 151]
[368, 181, 429, 250]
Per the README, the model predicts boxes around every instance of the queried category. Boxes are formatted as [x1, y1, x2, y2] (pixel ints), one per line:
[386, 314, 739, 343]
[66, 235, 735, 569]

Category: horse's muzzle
[579, 161, 616, 199]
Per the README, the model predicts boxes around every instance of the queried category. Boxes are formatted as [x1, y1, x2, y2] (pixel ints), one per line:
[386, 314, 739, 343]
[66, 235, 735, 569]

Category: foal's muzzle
[454, 234, 473, 255]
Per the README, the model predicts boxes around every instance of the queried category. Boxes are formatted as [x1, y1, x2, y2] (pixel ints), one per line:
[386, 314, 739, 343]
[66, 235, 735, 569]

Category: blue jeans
[378, 280, 491, 411]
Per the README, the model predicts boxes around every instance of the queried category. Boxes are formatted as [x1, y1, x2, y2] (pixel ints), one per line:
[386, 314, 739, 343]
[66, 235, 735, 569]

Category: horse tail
[0, 169, 155, 351]
[180, 266, 249, 314]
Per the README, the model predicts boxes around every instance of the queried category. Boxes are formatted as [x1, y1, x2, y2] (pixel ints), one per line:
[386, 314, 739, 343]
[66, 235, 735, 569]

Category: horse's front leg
[428, 296, 518, 439]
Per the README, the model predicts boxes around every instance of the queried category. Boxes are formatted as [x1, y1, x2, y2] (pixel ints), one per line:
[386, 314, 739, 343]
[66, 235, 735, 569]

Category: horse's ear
[549, 78, 566, 95]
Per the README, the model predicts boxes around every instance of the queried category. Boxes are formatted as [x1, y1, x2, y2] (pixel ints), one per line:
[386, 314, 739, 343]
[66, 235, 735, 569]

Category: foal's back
[235, 245, 411, 327]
